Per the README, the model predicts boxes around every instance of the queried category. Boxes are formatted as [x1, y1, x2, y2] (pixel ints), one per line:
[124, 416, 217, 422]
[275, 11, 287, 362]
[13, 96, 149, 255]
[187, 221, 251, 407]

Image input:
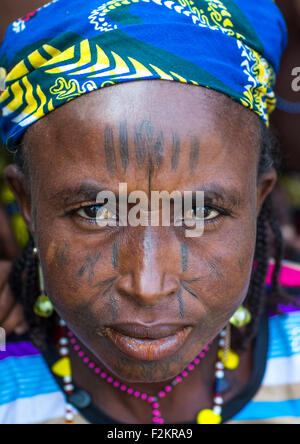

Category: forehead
[23, 80, 260, 194]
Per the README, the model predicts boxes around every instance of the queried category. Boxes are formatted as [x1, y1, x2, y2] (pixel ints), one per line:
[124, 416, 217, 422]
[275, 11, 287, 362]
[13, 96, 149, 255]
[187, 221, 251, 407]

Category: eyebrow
[49, 182, 109, 207]
[195, 183, 243, 209]
[49, 181, 243, 211]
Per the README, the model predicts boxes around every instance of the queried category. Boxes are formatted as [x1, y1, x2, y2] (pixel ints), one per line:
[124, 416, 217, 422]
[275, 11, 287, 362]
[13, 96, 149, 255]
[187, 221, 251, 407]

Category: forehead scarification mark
[119, 120, 129, 172]
[171, 132, 180, 171]
[189, 136, 200, 174]
[133, 121, 165, 170]
[148, 156, 154, 195]
[153, 131, 164, 168]
[104, 126, 117, 173]
[134, 120, 154, 168]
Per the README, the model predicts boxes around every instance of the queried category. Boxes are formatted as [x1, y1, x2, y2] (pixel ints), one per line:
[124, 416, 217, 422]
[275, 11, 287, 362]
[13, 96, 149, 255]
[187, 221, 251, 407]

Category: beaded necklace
[52, 319, 238, 425]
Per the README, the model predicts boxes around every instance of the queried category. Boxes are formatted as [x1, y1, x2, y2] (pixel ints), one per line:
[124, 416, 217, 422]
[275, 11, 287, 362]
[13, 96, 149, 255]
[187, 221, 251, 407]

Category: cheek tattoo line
[189, 136, 200, 174]
[207, 258, 224, 281]
[55, 240, 70, 267]
[171, 132, 180, 171]
[177, 288, 185, 319]
[109, 291, 118, 321]
[93, 276, 117, 289]
[180, 280, 199, 300]
[112, 243, 119, 270]
[104, 126, 117, 173]
[88, 277, 117, 306]
[181, 242, 189, 273]
[78, 251, 101, 283]
[119, 120, 129, 172]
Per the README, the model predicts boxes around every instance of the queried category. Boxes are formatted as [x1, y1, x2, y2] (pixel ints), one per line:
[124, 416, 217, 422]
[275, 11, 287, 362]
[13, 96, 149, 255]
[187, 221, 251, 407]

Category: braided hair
[8, 119, 298, 352]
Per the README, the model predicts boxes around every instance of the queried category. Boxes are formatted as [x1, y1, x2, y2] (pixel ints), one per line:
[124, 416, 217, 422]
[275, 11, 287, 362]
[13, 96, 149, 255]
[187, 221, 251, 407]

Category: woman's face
[7, 81, 276, 383]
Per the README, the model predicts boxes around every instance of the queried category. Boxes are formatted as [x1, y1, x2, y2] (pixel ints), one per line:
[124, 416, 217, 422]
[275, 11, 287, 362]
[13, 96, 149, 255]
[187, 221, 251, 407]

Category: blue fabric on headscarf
[0, 0, 287, 148]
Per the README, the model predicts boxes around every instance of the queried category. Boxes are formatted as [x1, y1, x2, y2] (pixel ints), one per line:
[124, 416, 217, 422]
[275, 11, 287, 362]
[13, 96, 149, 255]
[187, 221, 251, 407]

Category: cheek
[38, 236, 116, 325]
[188, 221, 256, 326]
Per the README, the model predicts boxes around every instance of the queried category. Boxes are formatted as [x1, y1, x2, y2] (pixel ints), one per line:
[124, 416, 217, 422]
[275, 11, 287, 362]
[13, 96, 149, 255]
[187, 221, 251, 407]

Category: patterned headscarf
[0, 0, 287, 148]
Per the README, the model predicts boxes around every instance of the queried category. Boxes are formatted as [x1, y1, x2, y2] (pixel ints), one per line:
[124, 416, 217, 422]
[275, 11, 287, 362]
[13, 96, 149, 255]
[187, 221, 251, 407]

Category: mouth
[102, 324, 194, 361]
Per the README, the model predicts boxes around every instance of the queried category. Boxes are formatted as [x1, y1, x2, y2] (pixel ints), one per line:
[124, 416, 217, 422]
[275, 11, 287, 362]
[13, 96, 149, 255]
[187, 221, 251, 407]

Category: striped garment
[0, 261, 299, 425]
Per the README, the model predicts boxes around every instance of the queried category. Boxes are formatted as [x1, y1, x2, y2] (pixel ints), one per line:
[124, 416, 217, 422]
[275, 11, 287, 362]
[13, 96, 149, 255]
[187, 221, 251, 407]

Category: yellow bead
[52, 357, 72, 378]
[218, 349, 240, 370]
[230, 306, 251, 328]
[11, 213, 29, 248]
[196, 409, 222, 425]
[34, 294, 54, 318]
[0, 184, 15, 205]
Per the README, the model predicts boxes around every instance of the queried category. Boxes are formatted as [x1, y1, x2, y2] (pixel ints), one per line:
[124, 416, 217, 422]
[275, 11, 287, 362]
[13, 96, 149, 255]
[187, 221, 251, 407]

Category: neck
[68, 336, 220, 424]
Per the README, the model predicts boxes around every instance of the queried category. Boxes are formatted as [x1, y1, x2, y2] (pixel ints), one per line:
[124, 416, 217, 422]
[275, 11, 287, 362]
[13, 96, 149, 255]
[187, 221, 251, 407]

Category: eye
[77, 205, 116, 222]
[184, 206, 221, 221]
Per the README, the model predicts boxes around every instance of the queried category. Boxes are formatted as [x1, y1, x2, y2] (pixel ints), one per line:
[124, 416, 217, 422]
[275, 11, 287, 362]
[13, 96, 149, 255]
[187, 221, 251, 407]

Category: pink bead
[148, 397, 155, 403]
[157, 418, 164, 424]
[120, 385, 127, 391]
[100, 372, 107, 379]
[127, 388, 134, 395]
[204, 346, 210, 352]
[176, 376, 182, 383]
[74, 345, 80, 351]
[134, 391, 140, 398]
[78, 351, 84, 358]
[67, 331, 73, 337]
[199, 352, 205, 358]
[181, 371, 188, 377]
[94, 368, 100, 374]
[89, 363, 95, 369]
[70, 339, 76, 344]
[158, 391, 165, 398]
[83, 357, 89, 364]
[188, 364, 195, 371]
[153, 403, 160, 409]
[165, 386, 172, 392]
[193, 358, 200, 365]
[152, 417, 160, 424]
[107, 377, 113, 383]
[141, 394, 148, 400]
[113, 381, 120, 388]
[152, 410, 161, 417]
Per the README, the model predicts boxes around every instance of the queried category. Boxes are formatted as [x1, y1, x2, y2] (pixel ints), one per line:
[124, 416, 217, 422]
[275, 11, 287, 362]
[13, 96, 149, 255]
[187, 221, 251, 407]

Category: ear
[4, 165, 35, 234]
[256, 168, 277, 216]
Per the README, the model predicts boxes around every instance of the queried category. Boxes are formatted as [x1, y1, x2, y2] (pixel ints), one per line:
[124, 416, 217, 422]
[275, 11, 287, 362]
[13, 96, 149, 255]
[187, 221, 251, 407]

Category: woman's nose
[116, 228, 181, 305]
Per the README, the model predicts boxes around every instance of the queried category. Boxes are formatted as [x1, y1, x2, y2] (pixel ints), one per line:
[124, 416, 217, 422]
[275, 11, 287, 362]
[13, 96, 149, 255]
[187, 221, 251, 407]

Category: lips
[102, 324, 193, 361]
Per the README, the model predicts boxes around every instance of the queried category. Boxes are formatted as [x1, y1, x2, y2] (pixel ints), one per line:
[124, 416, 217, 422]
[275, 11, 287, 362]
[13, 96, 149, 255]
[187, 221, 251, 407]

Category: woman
[0, 0, 299, 425]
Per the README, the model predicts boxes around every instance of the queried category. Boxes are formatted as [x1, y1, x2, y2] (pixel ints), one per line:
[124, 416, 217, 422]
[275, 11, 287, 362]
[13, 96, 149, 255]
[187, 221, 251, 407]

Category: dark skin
[5, 81, 276, 423]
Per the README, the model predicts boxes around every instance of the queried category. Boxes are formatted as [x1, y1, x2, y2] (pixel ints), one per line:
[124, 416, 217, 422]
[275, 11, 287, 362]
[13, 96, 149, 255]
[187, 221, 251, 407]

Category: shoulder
[0, 335, 65, 424]
[265, 260, 300, 400]
[229, 261, 300, 424]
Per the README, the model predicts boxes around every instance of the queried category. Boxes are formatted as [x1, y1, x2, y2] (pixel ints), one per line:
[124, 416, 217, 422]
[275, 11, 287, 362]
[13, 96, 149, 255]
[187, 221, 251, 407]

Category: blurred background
[0, 0, 300, 262]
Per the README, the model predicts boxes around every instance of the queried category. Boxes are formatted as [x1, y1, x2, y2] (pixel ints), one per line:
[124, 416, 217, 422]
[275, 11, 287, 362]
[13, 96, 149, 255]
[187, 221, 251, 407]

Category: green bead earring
[33, 247, 54, 318]
[229, 305, 251, 328]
